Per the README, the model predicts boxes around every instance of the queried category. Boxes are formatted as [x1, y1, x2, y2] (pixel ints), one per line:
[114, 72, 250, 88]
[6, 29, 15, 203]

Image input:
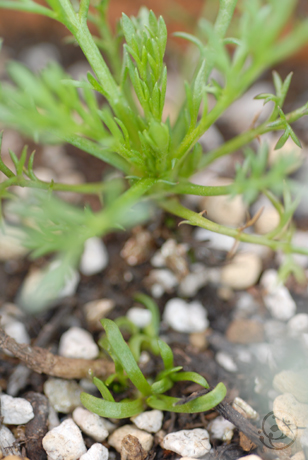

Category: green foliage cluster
[0, 0, 307, 294]
[0, 4, 306, 305]
[81, 294, 226, 418]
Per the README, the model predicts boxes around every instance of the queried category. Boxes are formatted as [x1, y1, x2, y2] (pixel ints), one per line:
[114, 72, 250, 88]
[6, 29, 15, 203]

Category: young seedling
[81, 294, 226, 417]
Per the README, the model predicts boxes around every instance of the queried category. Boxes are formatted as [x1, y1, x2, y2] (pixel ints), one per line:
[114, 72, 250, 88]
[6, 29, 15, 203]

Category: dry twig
[0, 324, 114, 379]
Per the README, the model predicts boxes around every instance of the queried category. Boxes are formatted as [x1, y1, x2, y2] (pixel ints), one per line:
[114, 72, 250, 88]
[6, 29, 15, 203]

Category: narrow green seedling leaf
[62, 79, 93, 90]
[274, 130, 290, 150]
[93, 376, 115, 402]
[151, 377, 173, 394]
[157, 339, 174, 370]
[146, 382, 227, 413]
[122, 13, 136, 48]
[134, 292, 160, 338]
[149, 10, 158, 36]
[101, 318, 152, 396]
[81, 393, 144, 418]
[129, 334, 153, 362]
[27, 151, 37, 181]
[87, 72, 107, 98]
[16, 145, 28, 176]
[173, 32, 205, 57]
[8, 150, 19, 171]
[289, 128, 302, 148]
[0, 133, 15, 179]
[192, 60, 206, 124]
[171, 371, 209, 388]
[157, 366, 183, 380]
[273, 71, 283, 96]
[223, 37, 242, 46]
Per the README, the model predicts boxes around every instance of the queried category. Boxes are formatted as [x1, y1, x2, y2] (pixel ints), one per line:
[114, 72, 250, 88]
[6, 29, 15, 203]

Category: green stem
[214, 0, 238, 39]
[199, 102, 308, 169]
[78, 0, 90, 24]
[0, 176, 123, 195]
[0, 0, 57, 18]
[170, 181, 232, 196]
[160, 198, 308, 256]
[74, 25, 120, 102]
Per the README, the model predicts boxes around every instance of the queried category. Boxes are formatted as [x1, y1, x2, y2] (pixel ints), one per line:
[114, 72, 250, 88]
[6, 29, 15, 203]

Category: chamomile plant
[0, 0, 308, 307]
[81, 293, 226, 417]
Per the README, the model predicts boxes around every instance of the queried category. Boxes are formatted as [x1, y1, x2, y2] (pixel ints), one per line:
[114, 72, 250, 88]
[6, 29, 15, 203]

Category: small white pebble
[83, 299, 115, 329]
[146, 269, 178, 298]
[260, 269, 279, 292]
[4, 320, 30, 345]
[163, 298, 209, 333]
[58, 326, 99, 359]
[48, 405, 60, 430]
[194, 228, 235, 252]
[73, 407, 114, 442]
[199, 190, 246, 227]
[260, 270, 296, 320]
[220, 253, 262, 290]
[0, 425, 21, 456]
[232, 397, 258, 420]
[0, 394, 34, 424]
[178, 264, 209, 297]
[163, 429, 211, 458]
[264, 287, 296, 321]
[209, 416, 235, 441]
[42, 419, 87, 460]
[44, 378, 82, 414]
[80, 237, 109, 275]
[216, 352, 238, 373]
[237, 456, 263, 460]
[287, 314, 308, 338]
[131, 410, 163, 433]
[235, 292, 258, 317]
[108, 425, 153, 452]
[80, 443, 109, 460]
[252, 196, 280, 235]
[127, 307, 152, 329]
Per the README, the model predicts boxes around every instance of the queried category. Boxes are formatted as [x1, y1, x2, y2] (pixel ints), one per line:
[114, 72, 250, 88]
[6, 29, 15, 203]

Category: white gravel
[127, 307, 152, 329]
[0, 394, 34, 425]
[80, 237, 109, 275]
[58, 326, 99, 359]
[80, 443, 109, 460]
[73, 407, 115, 442]
[0, 425, 21, 456]
[131, 410, 164, 433]
[209, 416, 235, 441]
[261, 269, 296, 320]
[44, 378, 82, 414]
[216, 352, 238, 373]
[163, 428, 211, 458]
[163, 298, 209, 333]
[42, 418, 87, 460]
[108, 425, 153, 452]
